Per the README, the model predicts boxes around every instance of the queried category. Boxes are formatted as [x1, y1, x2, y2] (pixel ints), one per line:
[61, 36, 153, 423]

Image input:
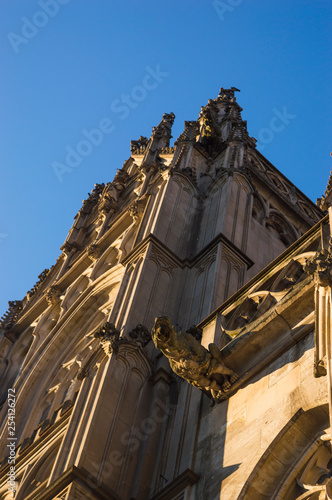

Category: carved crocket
[151, 317, 238, 403]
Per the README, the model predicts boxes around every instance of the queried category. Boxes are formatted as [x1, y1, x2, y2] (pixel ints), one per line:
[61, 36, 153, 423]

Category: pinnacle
[317, 155, 332, 210]
[218, 86, 240, 100]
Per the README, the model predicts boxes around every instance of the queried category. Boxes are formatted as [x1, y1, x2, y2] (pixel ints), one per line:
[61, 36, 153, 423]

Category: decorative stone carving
[130, 136, 148, 153]
[220, 257, 307, 334]
[198, 101, 220, 145]
[304, 248, 332, 287]
[196, 90, 248, 157]
[129, 201, 144, 224]
[295, 438, 332, 499]
[247, 152, 323, 225]
[98, 169, 129, 215]
[218, 86, 240, 100]
[151, 317, 238, 403]
[134, 163, 158, 197]
[317, 162, 332, 211]
[128, 324, 151, 347]
[0, 300, 23, 330]
[94, 322, 121, 355]
[26, 268, 51, 301]
[45, 285, 61, 306]
[131, 113, 175, 197]
[159, 146, 176, 154]
[303, 248, 332, 379]
[87, 244, 102, 261]
[60, 241, 81, 255]
[81, 183, 105, 214]
[151, 112, 175, 148]
[113, 168, 130, 186]
[317, 195, 330, 212]
[98, 183, 118, 215]
[94, 322, 151, 355]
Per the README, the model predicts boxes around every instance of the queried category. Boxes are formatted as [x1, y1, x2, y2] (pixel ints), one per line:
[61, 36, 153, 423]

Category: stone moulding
[120, 231, 253, 271]
[23, 465, 118, 500]
[149, 468, 198, 500]
[303, 246, 332, 382]
[304, 247, 332, 287]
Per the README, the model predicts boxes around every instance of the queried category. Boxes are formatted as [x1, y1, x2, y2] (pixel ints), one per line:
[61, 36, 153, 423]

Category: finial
[218, 87, 240, 99]
[317, 154, 332, 210]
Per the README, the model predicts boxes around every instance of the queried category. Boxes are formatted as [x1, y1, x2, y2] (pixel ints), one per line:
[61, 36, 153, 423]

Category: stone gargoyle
[151, 317, 238, 403]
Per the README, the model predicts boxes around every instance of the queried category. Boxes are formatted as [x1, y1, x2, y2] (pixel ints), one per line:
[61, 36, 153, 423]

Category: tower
[0, 89, 324, 499]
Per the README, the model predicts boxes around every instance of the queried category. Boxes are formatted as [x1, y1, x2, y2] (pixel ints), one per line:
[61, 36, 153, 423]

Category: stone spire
[131, 112, 175, 197]
[195, 86, 251, 154]
[131, 112, 175, 168]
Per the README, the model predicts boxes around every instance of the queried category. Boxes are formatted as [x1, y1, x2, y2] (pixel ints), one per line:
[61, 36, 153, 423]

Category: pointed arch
[238, 405, 330, 500]
[252, 192, 268, 224]
[266, 209, 299, 246]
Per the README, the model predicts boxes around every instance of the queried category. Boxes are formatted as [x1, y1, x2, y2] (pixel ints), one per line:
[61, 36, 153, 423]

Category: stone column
[305, 246, 332, 432]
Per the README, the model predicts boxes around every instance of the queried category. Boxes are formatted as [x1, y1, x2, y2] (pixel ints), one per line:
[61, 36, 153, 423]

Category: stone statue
[151, 317, 238, 403]
[197, 102, 221, 149]
[130, 136, 149, 153]
[198, 105, 215, 139]
[218, 87, 240, 100]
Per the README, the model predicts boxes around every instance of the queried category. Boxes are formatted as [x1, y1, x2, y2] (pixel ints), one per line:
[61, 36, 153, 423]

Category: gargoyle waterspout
[151, 317, 238, 403]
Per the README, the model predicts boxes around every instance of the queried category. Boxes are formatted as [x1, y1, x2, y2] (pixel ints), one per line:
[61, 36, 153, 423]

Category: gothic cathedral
[0, 88, 330, 499]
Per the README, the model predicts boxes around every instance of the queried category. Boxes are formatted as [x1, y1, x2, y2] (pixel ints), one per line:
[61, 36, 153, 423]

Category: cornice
[121, 232, 253, 270]
[190, 232, 253, 268]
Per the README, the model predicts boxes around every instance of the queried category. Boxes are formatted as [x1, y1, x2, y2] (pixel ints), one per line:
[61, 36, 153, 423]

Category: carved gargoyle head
[151, 316, 174, 345]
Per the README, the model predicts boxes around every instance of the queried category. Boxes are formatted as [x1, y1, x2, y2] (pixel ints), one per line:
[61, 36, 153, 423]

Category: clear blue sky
[0, 0, 331, 315]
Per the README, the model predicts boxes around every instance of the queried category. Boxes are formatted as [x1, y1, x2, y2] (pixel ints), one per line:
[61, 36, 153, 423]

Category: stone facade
[0, 88, 328, 499]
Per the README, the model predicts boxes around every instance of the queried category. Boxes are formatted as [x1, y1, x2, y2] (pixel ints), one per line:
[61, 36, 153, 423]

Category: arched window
[266, 211, 298, 246]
